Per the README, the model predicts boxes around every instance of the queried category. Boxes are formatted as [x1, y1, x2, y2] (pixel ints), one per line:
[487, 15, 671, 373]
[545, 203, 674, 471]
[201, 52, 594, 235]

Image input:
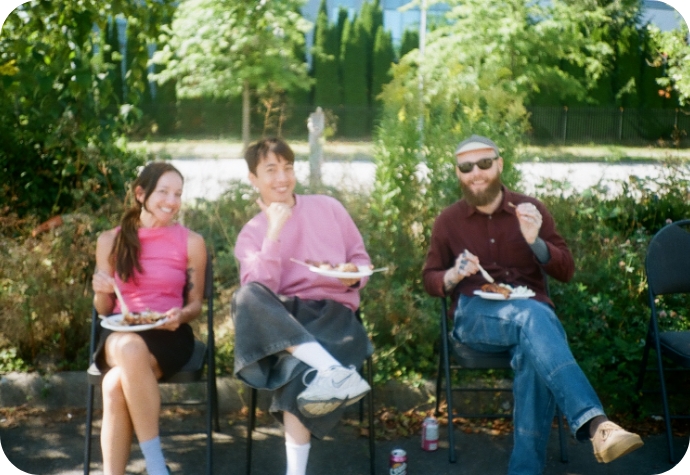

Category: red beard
[460, 175, 503, 208]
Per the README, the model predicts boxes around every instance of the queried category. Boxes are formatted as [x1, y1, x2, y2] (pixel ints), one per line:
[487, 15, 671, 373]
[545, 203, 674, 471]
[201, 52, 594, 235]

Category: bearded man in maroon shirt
[422, 135, 642, 475]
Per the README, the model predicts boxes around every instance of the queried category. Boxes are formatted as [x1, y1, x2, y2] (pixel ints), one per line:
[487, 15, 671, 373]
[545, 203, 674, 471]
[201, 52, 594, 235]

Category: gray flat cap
[455, 135, 499, 156]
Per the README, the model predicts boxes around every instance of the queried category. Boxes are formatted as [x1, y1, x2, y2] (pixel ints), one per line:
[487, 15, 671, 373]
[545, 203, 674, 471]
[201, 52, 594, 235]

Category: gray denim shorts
[231, 282, 373, 438]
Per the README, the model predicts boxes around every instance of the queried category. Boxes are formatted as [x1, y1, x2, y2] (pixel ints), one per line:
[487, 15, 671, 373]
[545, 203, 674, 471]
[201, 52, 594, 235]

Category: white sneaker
[296, 365, 371, 418]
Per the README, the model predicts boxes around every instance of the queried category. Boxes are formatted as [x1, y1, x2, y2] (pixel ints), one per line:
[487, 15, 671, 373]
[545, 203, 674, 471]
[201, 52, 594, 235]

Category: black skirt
[93, 322, 195, 381]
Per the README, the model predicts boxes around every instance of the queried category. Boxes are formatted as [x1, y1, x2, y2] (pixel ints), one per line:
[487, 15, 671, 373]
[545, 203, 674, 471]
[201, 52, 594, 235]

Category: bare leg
[284, 411, 311, 445]
[101, 367, 133, 475]
[102, 332, 163, 472]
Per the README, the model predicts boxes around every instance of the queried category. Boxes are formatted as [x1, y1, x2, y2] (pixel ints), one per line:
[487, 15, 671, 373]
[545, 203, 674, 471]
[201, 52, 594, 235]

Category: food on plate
[481, 283, 513, 298]
[122, 310, 167, 326]
[305, 259, 333, 269]
[305, 260, 360, 273]
[336, 262, 358, 273]
[480, 283, 534, 299]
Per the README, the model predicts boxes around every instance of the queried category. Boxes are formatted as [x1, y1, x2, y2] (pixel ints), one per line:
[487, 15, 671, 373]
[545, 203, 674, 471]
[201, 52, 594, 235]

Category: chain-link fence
[527, 106, 690, 147]
[136, 101, 690, 147]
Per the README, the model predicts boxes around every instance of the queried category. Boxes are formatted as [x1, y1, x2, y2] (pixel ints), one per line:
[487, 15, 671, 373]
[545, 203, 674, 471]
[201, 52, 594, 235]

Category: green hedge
[2, 160, 689, 416]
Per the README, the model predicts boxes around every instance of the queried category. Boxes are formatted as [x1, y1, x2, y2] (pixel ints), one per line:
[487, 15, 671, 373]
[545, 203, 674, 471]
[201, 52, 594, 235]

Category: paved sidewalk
[1, 406, 688, 475]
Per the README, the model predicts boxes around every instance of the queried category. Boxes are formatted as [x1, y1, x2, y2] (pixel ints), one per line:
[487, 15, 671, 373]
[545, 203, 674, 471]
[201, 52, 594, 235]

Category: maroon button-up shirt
[422, 187, 574, 310]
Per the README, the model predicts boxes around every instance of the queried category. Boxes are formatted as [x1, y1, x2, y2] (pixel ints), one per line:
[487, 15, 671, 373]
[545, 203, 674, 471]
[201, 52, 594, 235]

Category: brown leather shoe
[592, 421, 644, 463]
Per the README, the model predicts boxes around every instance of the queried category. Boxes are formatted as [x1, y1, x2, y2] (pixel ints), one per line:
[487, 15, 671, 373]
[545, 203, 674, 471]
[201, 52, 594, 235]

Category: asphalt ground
[1, 406, 688, 475]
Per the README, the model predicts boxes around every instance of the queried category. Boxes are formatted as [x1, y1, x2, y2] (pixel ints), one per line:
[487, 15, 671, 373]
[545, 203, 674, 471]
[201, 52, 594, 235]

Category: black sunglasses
[456, 156, 498, 174]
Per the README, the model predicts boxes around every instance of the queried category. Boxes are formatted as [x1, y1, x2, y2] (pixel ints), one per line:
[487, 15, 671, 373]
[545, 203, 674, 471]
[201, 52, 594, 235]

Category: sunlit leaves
[152, 0, 311, 100]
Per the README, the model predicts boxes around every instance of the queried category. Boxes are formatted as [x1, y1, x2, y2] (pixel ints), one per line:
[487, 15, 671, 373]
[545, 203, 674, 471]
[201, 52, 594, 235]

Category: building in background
[302, 0, 686, 50]
[642, 1, 687, 31]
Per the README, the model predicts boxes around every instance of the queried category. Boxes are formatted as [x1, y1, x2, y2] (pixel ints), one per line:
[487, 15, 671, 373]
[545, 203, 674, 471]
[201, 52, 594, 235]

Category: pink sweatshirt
[234, 194, 370, 311]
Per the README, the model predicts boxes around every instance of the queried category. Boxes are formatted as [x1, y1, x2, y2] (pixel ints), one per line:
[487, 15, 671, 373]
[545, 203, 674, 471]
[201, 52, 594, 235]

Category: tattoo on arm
[185, 267, 195, 296]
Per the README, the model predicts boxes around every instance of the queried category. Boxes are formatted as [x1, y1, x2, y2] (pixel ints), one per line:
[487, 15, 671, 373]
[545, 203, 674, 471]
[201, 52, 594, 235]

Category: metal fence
[527, 106, 690, 147]
[139, 101, 690, 147]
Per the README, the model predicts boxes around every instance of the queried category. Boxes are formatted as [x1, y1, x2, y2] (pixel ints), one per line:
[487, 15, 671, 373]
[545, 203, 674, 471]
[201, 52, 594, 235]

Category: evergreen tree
[286, 2, 310, 108]
[358, 0, 384, 104]
[104, 18, 124, 104]
[614, 25, 641, 108]
[312, 0, 341, 107]
[334, 7, 348, 57]
[588, 26, 615, 105]
[371, 26, 395, 106]
[639, 27, 670, 110]
[399, 29, 419, 59]
[340, 17, 368, 136]
[125, 19, 152, 106]
[310, 0, 327, 78]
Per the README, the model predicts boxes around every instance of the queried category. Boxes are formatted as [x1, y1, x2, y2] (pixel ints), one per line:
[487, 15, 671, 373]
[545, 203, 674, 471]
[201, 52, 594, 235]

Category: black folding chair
[83, 252, 219, 475]
[636, 219, 690, 463]
[435, 296, 569, 464]
[245, 310, 376, 475]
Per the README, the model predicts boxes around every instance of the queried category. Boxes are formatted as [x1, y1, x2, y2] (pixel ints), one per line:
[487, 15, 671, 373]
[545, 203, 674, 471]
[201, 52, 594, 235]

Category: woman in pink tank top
[91, 162, 207, 475]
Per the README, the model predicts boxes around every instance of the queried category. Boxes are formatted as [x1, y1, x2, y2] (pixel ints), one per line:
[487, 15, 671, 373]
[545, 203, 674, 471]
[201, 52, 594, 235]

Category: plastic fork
[476, 262, 494, 283]
[112, 282, 130, 316]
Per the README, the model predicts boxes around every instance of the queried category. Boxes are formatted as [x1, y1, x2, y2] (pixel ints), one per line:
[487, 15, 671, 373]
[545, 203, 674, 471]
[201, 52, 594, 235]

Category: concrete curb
[0, 371, 436, 412]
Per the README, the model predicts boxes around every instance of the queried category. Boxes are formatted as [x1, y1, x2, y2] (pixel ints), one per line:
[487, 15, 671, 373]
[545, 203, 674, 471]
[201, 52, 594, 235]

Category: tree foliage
[312, 0, 341, 107]
[646, 23, 690, 106]
[364, 0, 625, 379]
[0, 0, 170, 221]
[152, 0, 312, 139]
[371, 26, 395, 106]
[340, 17, 369, 135]
[399, 29, 419, 59]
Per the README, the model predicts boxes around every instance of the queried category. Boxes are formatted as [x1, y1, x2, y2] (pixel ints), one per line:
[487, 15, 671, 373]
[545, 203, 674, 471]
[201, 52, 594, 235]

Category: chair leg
[206, 377, 214, 475]
[442, 343, 456, 463]
[246, 387, 258, 475]
[556, 407, 568, 463]
[655, 350, 676, 463]
[435, 351, 443, 416]
[83, 383, 95, 475]
[635, 338, 651, 395]
[366, 356, 376, 475]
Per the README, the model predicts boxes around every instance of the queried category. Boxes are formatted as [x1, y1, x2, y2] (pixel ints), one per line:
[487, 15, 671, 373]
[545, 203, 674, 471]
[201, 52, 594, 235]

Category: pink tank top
[113, 223, 189, 314]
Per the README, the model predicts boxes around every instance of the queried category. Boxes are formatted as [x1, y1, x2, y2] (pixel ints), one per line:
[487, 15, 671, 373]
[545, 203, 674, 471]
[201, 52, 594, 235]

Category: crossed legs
[101, 332, 163, 475]
[454, 297, 605, 474]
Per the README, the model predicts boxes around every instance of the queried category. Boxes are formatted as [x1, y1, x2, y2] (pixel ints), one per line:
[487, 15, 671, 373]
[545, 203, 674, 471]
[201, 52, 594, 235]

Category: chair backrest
[646, 219, 690, 297]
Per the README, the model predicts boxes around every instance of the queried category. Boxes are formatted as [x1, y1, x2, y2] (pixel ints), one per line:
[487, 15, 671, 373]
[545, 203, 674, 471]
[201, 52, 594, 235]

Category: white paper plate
[308, 265, 373, 279]
[100, 314, 167, 332]
[474, 290, 535, 300]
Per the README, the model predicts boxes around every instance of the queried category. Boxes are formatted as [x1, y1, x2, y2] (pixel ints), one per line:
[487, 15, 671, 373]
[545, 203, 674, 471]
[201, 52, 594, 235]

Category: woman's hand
[92, 269, 117, 316]
[157, 307, 183, 331]
[92, 269, 115, 294]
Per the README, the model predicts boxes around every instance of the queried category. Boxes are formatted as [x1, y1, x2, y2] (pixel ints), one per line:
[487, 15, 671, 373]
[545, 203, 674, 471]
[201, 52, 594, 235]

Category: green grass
[519, 144, 690, 163]
[129, 138, 690, 163]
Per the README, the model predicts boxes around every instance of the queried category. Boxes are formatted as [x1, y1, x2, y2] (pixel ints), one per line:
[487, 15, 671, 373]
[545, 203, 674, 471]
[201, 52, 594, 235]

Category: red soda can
[421, 416, 439, 451]
[389, 448, 407, 475]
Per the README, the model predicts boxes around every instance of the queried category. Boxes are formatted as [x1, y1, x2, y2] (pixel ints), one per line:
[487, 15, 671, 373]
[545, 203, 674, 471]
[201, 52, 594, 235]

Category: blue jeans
[453, 295, 605, 475]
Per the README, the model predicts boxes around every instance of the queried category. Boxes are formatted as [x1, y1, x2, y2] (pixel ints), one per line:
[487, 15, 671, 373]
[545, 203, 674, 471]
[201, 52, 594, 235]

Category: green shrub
[2, 144, 689, 417]
[0, 211, 119, 373]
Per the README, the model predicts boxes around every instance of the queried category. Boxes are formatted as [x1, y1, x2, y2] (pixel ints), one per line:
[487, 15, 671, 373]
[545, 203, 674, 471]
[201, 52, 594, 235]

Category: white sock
[285, 441, 311, 475]
[139, 436, 168, 475]
[290, 342, 341, 371]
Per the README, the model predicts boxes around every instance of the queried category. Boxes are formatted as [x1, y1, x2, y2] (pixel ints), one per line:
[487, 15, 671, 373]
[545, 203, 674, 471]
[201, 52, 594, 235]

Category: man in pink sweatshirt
[232, 137, 372, 475]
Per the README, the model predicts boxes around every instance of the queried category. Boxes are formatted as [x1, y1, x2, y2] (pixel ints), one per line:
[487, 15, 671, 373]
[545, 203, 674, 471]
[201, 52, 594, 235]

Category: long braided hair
[110, 162, 183, 282]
